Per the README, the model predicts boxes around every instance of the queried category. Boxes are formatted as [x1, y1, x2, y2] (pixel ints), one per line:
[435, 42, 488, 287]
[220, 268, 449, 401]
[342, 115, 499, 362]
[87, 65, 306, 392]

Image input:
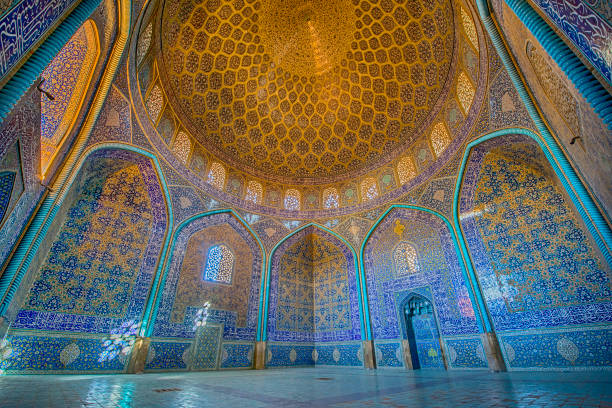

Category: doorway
[403, 295, 444, 369]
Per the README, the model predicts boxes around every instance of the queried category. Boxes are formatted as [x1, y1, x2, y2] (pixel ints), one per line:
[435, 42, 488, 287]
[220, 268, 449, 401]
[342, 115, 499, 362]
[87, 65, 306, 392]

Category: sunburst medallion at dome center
[160, 0, 455, 183]
[259, 0, 356, 78]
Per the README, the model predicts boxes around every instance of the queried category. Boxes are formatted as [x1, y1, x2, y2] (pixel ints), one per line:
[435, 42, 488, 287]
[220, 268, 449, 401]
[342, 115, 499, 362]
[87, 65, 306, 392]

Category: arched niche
[459, 133, 612, 370]
[266, 226, 362, 367]
[146, 211, 262, 371]
[363, 207, 483, 369]
[2, 147, 168, 373]
[40, 19, 100, 177]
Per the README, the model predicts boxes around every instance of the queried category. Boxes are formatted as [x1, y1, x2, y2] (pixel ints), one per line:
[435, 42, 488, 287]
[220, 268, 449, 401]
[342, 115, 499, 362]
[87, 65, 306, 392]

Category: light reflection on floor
[0, 367, 610, 407]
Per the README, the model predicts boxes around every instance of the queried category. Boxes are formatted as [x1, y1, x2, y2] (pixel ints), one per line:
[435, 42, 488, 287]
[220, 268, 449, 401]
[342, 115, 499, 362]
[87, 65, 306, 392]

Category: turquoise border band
[0, 0, 102, 122]
[0, 144, 173, 316]
[142, 208, 265, 338]
[475, 0, 612, 260]
[359, 205, 489, 339]
[261, 223, 365, 342]
[504, 0, 612, 129]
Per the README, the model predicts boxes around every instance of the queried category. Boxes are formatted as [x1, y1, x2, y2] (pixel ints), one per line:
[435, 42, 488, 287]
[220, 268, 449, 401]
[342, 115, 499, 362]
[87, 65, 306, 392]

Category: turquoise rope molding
[142, 208, 266, 339]
[260, 223, 366, 343]
[453, 128, 612, 267]
[474, 0, 612, 258]
[504, 0, 612, 129]
[0, 143, 172, 316]
[359, 205, 490, 340]
[0, 0, 102, 122]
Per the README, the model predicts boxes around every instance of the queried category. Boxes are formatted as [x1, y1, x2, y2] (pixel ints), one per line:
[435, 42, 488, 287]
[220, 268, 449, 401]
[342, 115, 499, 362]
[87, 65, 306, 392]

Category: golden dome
[159, 0, 455, 184]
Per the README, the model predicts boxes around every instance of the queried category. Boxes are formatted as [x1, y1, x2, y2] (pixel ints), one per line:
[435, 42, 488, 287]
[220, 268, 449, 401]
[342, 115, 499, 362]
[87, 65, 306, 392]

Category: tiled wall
[1, 150, 167, 373]
[459, 135, 612, 370]
[266, 227, 362, 367]
[147, 212, 262, 371]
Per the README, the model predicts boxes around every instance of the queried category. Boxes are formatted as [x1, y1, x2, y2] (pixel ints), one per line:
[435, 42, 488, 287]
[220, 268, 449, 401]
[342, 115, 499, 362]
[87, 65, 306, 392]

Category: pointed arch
[262, 223, 364, 342]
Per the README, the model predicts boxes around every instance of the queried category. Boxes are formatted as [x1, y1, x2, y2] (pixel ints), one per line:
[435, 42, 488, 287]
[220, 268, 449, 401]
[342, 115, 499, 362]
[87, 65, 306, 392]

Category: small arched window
[457, 72, 475, 114]
[245, 181, 263, 204]
[397, 156, 416, 185]
[394, 242, 419, 276]
[430, 122, 451, 157]
[360, 178, 378, 201]
[203, 244, 234, 284]
[207, 162, 226, 190]
[172, 131, 191, 164]
[284, 189, 301, 211]
[323, 188, 339, 209]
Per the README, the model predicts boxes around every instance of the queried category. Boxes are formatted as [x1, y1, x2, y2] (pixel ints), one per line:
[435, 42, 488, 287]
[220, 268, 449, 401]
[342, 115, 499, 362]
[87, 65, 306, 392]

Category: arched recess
[457, 132, 612, 370]
[144, 210, 264, 371]
[0, 145, 170, 374]
[263, 224, 363, 367]
[40, 19, 100, 177]
[361, 206, 485, 369]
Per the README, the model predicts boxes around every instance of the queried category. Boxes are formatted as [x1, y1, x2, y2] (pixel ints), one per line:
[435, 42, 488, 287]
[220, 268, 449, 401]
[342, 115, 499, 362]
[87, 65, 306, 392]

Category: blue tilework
[0, 333, 125, 373]
[267, 226, 362, 343]
[220, 343, 253, 368]
[12, 149, 167, 336]
[500, 326, 612, 369]
[191, 325, 221, 370]
[363, 208, 479, 339]
[267, 343, 315, 367]
[444, 336, 488, 369]
[314, 343, 363, 367]
[459, 136, 612, 335]
[0, 0, 77, 80]
[0, 171, 15, 223]
[530, 0, 612, 85]
[412, 314, 444, 369]
[152, 212, 262, 341]
[375, 342, 403, 368]
[145, 340, 191, 370]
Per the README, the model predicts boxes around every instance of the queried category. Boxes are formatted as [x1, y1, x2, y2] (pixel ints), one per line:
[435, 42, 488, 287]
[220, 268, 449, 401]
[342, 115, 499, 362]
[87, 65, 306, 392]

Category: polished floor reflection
[0, 368, 610, 407]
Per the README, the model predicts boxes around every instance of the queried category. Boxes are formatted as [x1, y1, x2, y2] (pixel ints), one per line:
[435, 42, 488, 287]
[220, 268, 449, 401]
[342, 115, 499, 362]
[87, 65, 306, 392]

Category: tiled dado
[0, 330, 126, 374]
[374, 340, 404, 368]
[498, 325, 612, 370]
[442, 335, 488, 369]
[267, 341, 364, 367]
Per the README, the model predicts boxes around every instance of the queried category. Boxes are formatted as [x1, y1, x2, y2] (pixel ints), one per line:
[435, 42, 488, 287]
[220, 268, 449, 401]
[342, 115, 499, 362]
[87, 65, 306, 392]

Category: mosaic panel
[412, 314, 445, 369]
[220, 343, 253, 368]
[145, 340, 191, 370]
[363, 208, 479, 339]
[314, 343, 363, 367]
[531, 0, 612, 84]
[0, 333, 126, 373]
[500, 326, 612, 369]
[267, 343, 315, 367]
[12, 149, 167, 334]
[489, 69, 533, 130]
[153, 212, 261, 341]
[89, 86, 132, 146]
[191, 325, 222, 370]
[444, 336, 487, 369]
[0, 0, 78, 80]
[0, 171, 15, 223]
[375, 342, 403, 368]
[459, 136, 612, 331]
[267, 227, 362, 343]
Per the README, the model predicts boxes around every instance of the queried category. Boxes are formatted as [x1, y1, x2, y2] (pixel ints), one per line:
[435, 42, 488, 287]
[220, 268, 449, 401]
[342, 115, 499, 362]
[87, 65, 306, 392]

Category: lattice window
[172, 131, 191, 164]
[397, 156, 417, 184]
[394, 242, 419, 276]
[457, 72, 475, 114]
[461, 8, 478, 52]
[284, 189, 301, 211]
[360, 178, 378, 201]
[137, 23, 153, 66]
[146, 84, 164, 123]
[203, 244, 234, 284]
[207, 162, 226, 190]
[245, 181, 263, 204]
[430, 123, 451, 157]
[323, 188, 339, 209]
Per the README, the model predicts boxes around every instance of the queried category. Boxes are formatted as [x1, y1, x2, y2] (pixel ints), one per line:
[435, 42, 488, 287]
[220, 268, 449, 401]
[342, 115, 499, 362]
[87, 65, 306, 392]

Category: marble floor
[0, 368, 610, 407]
